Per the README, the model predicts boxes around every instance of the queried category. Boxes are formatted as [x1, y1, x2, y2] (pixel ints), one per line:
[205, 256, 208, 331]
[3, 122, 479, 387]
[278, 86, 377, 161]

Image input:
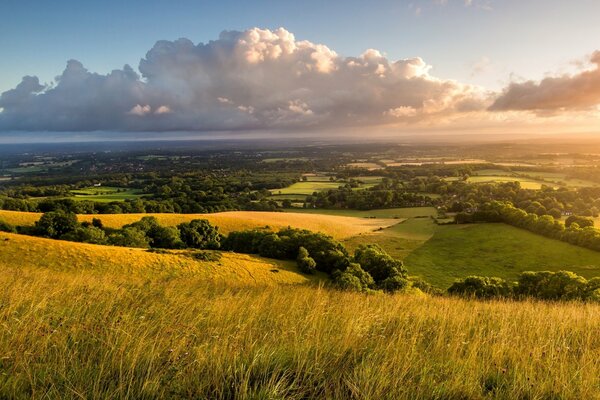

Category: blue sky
[1, 0, 600, 137]
[2, 0, 600, 93]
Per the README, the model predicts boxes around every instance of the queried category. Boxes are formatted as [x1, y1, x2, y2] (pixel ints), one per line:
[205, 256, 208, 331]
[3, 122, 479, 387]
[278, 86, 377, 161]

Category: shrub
[150, 226, 184, 249]
[565, 215, 594, 229]
[297, 246, 317, 274]
[0, 219, 16, 233]
[35, 211, 78, 238]
[108, 227, 151, 248]
[515, 271, 587, 300]
[448, 276, 513, 299]
[61, 226, 107, 244]
[354, 244, 407, 285]
[332, 263, 374, 292]
[221, 230, 270, 254]
[191, 251, 222, 262]
[178, 219, 221, 249]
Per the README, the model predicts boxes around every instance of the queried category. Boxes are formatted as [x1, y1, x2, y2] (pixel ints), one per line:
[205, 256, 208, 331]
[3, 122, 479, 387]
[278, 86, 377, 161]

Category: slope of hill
[1, 263, 598, 399]
[0, 210, 396, 239]
[0, 231, 320, 285]
[405, 223, 600, 288]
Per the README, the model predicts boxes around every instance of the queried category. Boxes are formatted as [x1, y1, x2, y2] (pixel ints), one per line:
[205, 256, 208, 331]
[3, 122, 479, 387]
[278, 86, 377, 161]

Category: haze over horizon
[2, 0, 600, 141]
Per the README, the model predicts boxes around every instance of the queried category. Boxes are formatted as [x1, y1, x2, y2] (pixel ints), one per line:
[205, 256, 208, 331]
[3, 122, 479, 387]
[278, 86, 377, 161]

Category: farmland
[70, 186, 145, 202]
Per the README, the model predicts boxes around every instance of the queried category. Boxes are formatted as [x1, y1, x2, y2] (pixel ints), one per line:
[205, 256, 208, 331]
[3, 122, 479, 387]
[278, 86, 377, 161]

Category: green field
[286, 206, 437, 219]
[472, 169, 599, 188]
[466, 176, 550, 189]
[271, 181, 343, 195]
[70, 186, 144, 202]
[404, 223, 600, 288]
[296, 206, 600, 288]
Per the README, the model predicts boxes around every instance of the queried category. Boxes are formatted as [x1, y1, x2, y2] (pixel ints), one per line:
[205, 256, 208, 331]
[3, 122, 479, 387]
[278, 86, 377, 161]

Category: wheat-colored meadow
[0, 210, 396, 239]
[0, 233, 599, 398]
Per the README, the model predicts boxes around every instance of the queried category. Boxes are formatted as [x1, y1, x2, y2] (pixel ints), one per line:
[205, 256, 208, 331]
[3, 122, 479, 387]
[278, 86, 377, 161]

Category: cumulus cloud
[490, 51, 600, 113]
[0, 27, 489, 132]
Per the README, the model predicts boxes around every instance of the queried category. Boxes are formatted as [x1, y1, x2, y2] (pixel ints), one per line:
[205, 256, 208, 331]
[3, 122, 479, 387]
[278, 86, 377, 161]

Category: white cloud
[128, 104, 151, 116]
[0, 27, 489, 133]
[490, 51, 600, 112]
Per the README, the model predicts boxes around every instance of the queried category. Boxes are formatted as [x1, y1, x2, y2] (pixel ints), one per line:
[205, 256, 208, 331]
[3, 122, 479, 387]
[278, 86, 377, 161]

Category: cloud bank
[490, 51, 600, 113]
[0, 27, 489, 133]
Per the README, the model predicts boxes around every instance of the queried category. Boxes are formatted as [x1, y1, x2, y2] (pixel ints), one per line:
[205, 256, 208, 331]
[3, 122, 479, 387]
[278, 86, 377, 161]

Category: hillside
[1, 261, 598, 399]
[0, 210, 397, 239]
[405, 223, 600, 288]
[0, 231, 321, 285]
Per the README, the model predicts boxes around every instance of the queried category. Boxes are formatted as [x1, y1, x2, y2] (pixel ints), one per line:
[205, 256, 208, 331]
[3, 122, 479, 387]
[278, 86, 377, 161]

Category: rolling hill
[0, 231, 321, 285]
[0, 210, 396, 239]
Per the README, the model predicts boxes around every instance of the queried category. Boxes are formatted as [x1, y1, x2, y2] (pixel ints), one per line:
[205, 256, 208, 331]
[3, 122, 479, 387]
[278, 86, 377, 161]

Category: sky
[1, 0, 600, 140]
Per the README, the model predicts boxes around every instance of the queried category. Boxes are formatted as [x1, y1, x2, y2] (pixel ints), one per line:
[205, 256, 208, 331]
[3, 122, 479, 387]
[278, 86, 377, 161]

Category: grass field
[70, 186, 144, 202]
[0, 231, 320, 285]
[405, 223, 600, 288]
[1, 262, 598, 398]
[286, 206, 437, 219]
[465, 176, 550, 190]
[271, 181, 343, 195]
[0, 210, 397, 240]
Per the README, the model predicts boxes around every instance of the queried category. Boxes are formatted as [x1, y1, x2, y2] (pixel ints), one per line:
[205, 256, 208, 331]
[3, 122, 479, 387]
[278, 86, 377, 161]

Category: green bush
[61, 226, 107, 244]
[0, 219, 16, 233]
[35, 211, 78, 238]
[354, 244, 407, 291]
[296, 246, 317, 274]
[448, 276, 513, 299]
[332, 263, 374, 292]
[178, 219, 221, 249]
[108, 227, 151, 248]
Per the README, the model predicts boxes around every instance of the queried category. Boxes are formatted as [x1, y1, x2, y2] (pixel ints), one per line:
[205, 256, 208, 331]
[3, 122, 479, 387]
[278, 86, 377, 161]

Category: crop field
[1, 261, 598, 398]
[0, 210, 397, 239]
[70, 186, 144, 202]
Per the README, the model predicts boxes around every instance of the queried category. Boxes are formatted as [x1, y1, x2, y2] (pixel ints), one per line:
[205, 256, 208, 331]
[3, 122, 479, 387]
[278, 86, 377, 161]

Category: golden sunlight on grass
[0, 210, 397, 239]
[0, 261, 598, 399]
[0, 232, 320, 285]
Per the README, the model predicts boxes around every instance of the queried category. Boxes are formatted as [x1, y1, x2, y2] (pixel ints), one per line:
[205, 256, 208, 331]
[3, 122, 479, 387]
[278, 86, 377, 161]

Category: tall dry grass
[1, 263, 599, 399]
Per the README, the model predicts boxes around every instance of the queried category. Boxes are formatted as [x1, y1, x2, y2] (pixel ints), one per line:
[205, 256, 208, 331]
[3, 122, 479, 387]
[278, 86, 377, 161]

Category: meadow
[1, 261, 598, 399]
[0, 231, 319, 285]
[6, 206, 600, 289]
[70, 186, 144, 202]
[0, 210, 397, 240]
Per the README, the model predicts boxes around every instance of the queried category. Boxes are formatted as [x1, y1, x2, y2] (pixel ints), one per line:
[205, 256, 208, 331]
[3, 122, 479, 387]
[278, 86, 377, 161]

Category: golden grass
[0, 232, 320, 285]
[0, 261, 598, 399]
[0, 210, 396, 239]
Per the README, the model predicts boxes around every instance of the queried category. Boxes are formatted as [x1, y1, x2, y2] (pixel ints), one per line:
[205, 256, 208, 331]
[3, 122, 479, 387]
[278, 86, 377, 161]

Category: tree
[296, 246, 317, 274]
[354, 244, 407, 283]
[332, 263, 374, 292]
[448, 276, 513, 299]
[36, 211, 78, 238]
[108, 227, 150, 248]
[565, 215, 594, 229]
[61, 226, 107, 244]
[177, 219, 221, 249]
[150, 226, 184, 249]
